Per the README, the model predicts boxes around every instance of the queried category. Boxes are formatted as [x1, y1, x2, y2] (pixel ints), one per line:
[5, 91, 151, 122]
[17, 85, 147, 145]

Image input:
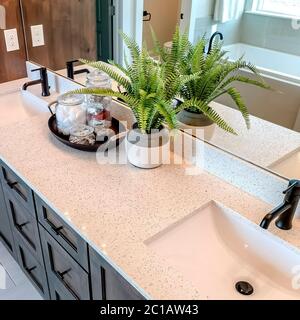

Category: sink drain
[235, 281, 254, 296]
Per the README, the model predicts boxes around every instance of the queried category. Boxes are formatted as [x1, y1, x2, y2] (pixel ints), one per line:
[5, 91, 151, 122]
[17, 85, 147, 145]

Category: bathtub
[216, 43, 300, 131]
[224, 43, 300, 85]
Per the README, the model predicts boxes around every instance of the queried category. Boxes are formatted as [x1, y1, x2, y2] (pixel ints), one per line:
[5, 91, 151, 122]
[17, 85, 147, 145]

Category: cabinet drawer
[48, 275, 78, 300]
[0, 163, 34, 215]
[4, 190, 43, 263]
[15, 235, 49, 299]
[0, 184, 15, 255]
[40, 227, 90, 300]
[35, 195, 88, 270]
[90, 247, 146, 300]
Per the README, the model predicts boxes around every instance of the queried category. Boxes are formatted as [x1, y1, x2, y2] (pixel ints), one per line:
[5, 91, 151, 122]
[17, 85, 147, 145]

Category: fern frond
[119, 31, 141, 62]
[226, 87, 250, 129]
[179, 99, 237, 135]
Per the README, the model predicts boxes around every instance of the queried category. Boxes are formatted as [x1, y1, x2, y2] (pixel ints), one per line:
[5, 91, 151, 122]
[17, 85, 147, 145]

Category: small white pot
[126, 125, 169, 169]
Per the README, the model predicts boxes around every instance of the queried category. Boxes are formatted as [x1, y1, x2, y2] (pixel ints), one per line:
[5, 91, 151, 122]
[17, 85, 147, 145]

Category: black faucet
[22, 67, 50, 97]
[66, 60, 90, 80]
[260, 180, 300, 230]
[207, 32, 224, 54]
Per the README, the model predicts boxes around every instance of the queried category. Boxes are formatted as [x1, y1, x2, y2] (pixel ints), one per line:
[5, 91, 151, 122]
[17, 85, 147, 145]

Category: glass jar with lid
[55, 94, 86, 136]
[86, 70, 112, 127]
[69, 124, 95, 146]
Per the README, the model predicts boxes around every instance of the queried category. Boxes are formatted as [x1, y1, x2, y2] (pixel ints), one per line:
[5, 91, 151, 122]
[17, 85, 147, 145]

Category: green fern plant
[153, 29, 271, 134]
[68, 33, 197, 134]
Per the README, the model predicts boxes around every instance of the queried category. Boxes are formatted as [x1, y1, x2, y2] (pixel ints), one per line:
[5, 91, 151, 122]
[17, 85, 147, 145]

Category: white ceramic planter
[126, 125, 169, 169]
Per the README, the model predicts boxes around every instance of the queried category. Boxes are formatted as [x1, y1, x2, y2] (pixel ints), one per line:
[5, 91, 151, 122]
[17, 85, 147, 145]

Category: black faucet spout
[67, 60, 90, 80]
[22, 79, 41, 91]
[260, 203, 292, 229]
[22, 67, 50, 96]
[207, 32, 224, 54]
[260, 180, 300, 231]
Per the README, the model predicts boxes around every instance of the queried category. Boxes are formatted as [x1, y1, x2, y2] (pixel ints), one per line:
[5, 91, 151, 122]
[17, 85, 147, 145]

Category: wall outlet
[31, 24, 45, 47]
[4, 28, 20, 52]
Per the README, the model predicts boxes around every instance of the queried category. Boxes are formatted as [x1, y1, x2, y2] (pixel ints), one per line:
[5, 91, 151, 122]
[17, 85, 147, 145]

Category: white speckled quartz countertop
[1, 113, 300, 299]
[201, 102, 300, 168]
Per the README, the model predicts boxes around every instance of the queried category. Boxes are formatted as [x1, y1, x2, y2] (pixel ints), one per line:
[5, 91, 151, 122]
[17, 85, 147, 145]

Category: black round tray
[48, 115, 126, 152]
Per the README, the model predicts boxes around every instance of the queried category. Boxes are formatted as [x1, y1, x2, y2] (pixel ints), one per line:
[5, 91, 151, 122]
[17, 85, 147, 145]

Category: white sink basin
[146, 201, 300, 300]
[269, 149, 300, 179]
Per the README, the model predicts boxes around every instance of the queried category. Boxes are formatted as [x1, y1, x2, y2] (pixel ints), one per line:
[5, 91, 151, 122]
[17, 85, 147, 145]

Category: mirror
[20, 0, 113, 73]
[17, 0, 300, 180]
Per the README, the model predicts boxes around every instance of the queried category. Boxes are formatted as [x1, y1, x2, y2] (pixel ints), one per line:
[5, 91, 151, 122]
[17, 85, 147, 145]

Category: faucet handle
[283, 180, 300, 202]
[283, 180, 300, 193]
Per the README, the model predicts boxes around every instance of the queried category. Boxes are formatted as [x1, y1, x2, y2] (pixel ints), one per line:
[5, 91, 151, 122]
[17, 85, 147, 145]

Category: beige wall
[143, 0, 180, 51]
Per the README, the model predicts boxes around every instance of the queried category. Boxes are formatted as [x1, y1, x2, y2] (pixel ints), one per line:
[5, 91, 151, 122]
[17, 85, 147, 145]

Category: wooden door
[20, 0, 98, 71]
[0, 0, 27, 83]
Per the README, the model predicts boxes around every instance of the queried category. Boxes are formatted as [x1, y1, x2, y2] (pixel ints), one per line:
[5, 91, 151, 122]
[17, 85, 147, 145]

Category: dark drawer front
[40, 227, 90, 300]
[0, 163, 34, 215]
[35, 195, 88, 271]
[48, 275, 78, 300]
[0, 184, 15, 255]
[90, 247, 146, 300]
[4, 190, 43, 263]
[15, 235, 50, 299]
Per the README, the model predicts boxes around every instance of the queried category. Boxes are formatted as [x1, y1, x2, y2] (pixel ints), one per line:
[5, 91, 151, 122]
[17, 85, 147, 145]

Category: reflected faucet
[260, 180, 300, 230]
[22, 67, 50, 97]
[66, 60, 90, 80]
[207, 32, 224, 54]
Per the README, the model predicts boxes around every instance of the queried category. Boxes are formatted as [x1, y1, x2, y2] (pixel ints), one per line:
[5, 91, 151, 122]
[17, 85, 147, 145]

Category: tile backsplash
[241, 13, 300, 56]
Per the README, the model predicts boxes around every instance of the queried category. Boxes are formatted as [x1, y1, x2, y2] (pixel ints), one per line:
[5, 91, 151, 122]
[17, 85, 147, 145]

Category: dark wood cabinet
[0, 160, 147, 301]
[0, 163, 35, 215]
[47, 274, 79, 300]
[40, 227, 90, 300]
[14, 234, 50, 299]
[3, 190, 44, 264]
[35, 195, 88, 271]
[0, 183, 15, 256]
[90, 247, 146, 300]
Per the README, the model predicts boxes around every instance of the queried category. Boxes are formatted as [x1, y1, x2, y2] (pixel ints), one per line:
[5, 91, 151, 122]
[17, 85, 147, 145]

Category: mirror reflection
[20, 0, 111, 71]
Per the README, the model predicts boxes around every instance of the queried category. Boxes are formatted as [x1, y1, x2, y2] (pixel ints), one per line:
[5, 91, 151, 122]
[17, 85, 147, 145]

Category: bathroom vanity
[0, 157, 146, 300]
[2, 0, 300, 302]
[1, 69, 300, 300]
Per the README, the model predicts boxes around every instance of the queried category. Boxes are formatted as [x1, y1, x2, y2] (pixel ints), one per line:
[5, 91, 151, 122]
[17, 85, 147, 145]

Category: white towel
[214, 0, 245, 23]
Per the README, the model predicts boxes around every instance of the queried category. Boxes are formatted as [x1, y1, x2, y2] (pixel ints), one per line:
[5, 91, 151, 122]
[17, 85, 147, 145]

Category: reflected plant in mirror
[154, 28, 271, 134]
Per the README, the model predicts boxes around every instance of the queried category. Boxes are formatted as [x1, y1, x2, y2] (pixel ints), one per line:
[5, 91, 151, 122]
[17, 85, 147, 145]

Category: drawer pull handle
[52, 225, 64, 235]
[26, 266, 37, 273]
[7, 181, 18, 189]
[18, 222, 29, 229]
[57, 268, 71, 280]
